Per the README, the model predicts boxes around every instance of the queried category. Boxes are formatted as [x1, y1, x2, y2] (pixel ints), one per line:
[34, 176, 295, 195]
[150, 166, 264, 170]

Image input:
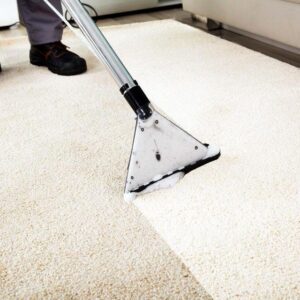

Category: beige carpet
[1, 20, 300, 299]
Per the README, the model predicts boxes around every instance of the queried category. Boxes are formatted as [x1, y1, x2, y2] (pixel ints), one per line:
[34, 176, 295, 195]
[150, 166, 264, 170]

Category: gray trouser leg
[17, 0, 63, 45]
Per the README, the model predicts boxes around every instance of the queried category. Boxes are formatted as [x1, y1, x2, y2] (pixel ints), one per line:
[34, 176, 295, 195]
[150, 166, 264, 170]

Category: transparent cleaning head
[124, 111, 220, 201]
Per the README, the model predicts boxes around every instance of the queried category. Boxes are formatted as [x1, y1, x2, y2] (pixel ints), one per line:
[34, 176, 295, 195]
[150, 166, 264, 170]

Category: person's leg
[17, 0, 87, 75]
[17, 0, 63, 45]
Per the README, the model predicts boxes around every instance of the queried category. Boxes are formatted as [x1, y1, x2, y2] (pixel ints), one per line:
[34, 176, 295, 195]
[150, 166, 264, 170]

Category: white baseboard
[223, 24, 300, 56]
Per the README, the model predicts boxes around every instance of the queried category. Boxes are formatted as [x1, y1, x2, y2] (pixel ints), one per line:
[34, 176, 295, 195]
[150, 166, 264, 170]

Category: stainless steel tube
[61, 0, 135, 88]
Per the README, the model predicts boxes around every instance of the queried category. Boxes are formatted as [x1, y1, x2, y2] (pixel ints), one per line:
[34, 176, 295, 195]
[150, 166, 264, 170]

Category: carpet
[1, 20, 300, 299]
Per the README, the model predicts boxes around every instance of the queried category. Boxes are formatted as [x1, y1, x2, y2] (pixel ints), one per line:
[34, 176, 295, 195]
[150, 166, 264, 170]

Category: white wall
[0, 0, 181, 27]
[80, 0, 157, 15]
[0, 0, 19, 27]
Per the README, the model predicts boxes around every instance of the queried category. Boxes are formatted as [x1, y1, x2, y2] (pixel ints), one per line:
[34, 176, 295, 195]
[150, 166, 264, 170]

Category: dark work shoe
[30, 41, 87, 76]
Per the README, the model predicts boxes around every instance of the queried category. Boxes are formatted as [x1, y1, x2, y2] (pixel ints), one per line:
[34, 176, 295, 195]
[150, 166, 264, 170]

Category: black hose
[63, 2, 98, 28]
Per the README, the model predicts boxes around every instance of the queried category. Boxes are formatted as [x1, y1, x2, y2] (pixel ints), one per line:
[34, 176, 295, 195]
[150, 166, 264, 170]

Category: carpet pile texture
[1, 20, 299, 299]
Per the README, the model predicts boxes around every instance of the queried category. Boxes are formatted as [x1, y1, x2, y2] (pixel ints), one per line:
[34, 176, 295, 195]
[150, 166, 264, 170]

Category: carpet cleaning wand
[43, 0, 221, 201]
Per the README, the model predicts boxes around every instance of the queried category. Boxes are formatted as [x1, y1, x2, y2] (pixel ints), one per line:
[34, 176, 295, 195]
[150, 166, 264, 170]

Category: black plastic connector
[120, 82, 152, 120]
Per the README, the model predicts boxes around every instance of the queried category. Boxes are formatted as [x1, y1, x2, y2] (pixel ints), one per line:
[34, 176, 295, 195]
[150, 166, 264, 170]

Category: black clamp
[120, 81, 152, 120]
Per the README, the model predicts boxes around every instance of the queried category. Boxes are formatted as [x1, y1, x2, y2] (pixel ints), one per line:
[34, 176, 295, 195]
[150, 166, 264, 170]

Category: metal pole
[61, 0, 135, 89]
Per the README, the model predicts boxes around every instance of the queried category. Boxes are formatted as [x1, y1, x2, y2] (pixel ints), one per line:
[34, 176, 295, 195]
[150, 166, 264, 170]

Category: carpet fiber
[1, 20, 300, 299]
